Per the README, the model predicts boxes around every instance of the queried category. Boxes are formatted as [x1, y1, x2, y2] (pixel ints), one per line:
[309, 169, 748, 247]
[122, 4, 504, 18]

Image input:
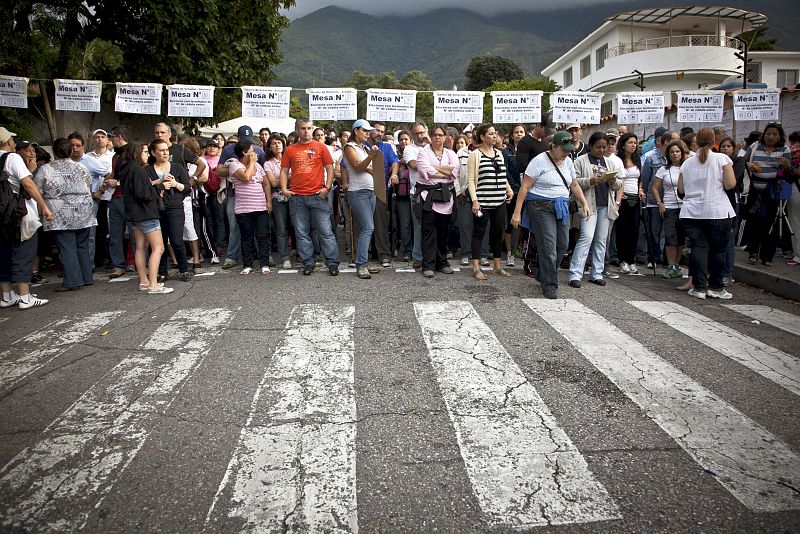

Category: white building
[541, 6, 800, 117]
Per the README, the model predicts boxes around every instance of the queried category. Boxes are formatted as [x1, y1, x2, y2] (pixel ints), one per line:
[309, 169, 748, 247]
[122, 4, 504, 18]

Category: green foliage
[464, 55, 524, 92]
[736, 26, 777, 51]
[341, 70, 436, 128]
[482, 77, 561, 123]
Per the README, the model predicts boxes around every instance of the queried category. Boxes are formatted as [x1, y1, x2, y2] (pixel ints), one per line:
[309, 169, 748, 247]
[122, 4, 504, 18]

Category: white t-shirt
[402, 144, 422, 192]
[679, 151, 735, 219]
[1, 150, 32, 192]
[524, 151, 575, 199]
[655, 165, 682, 208]
[622, 166, 640, 195]
[344, 142, 373, 191]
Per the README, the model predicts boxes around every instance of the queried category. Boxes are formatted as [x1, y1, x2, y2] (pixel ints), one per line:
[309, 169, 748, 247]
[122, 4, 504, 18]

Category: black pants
[682, 218, 731, 291]
[95, 199, 110, 268]
[236, 210, 270, 268]
[421, 208, 450, 271]
[159, 207, 188, 275]
[471, 203, 505, 260]
[616, 199, 641, 264]
[743, 188, 779, 263]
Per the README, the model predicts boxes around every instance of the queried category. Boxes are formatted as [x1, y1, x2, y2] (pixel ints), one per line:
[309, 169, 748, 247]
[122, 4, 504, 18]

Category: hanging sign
[167, 84, 214, 117]
[366, 89, 416, 122]
[617, 91, 665, 124]
[306, 88, 357, 121]
[115, 83, 162, 115]
[433, 91, 483, 124]
[552, 91, 602, 124]
[733, 88, 780, 121]
[491, 91, 542, 123]
[677, 90, 725, 123]
[241, 86, 291, 118]
[0, 76, 29, 109]
[55, 79, 102, 112]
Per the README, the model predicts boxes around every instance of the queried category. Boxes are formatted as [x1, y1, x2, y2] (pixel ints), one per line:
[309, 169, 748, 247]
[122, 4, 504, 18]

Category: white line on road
[0, 308, 235, 531]
[630, 300, 800, 396]
[722, 304, 800, 336]
[413, 301, 619, 528]
[0, 311, 124, 391]
[206, 305, 358, 533]
[525, 298, 800, 512]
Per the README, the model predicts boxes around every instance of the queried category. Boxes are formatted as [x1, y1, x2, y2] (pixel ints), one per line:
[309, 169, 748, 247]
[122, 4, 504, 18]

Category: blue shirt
[79, 153, 112, 193]
[363, 141, 399, 189]
[641, 147, 667, 206]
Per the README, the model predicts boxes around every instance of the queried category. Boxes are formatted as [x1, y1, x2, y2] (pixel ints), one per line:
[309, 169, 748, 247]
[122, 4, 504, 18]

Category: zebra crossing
[0, 296, 798, 532]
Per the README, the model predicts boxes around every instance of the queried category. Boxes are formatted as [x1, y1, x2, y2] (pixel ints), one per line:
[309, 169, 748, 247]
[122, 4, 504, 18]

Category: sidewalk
[733, 249, 800, 301]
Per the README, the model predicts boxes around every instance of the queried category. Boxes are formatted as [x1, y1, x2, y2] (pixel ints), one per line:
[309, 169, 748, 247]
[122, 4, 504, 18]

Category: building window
[596, 44, 608, 70]
[777, 69, 799, 87]
[580, 55, 591, 79]
[746, 62, 761, 84]
[563, 67, 573, 88]
[601, 100, 613, 118]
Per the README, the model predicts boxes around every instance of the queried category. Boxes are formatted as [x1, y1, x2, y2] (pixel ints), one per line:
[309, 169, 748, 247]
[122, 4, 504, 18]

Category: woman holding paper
[567, 132, 623, 287]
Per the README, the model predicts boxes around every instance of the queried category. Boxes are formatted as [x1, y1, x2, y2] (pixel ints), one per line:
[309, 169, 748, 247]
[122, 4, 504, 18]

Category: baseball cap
[15, 140, 38, 150]
[352, 119, 374, 131]
[567, 123, 582, 131]
[653, 126, 669, 139]
[92, 128, 109, 137]
[237, 125, 254, 142]
[605, 129, 618, 138]
[552, 131, 577, 152]
[0, 127, 17, 144]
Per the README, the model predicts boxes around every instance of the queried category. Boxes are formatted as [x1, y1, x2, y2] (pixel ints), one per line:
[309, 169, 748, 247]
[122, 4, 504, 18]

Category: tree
[464, 55, 524, 92]
[482, 77, 560, 124]
[341, 69, 436, 128]
[736, 26, 777, 51]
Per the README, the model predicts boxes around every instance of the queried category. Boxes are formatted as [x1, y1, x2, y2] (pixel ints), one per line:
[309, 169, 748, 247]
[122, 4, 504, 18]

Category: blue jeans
[394, 197, 413, 258]
[225, 192, 241, 262]
[348, 189, 376, 267]
[682, 218, 732, 291]
[108, 196, 131, 269]
[53, 228, 94, 288]
[289, 194, 339, 268]
[569, 207, 610, 281]
[646, 206, 664, 264]
[410, 194, 423, 262]
[206, 193, 225, 249]
[271, 199, 291, 261]
[528, 201, 568, 292]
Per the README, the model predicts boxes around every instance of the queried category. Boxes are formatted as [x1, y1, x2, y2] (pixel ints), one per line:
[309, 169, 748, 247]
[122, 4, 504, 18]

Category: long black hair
[616, 132, 641, 169]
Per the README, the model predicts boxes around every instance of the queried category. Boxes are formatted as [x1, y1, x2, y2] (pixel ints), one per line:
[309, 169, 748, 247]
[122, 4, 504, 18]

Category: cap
[92, 128, 109, 137]
[0, 127, 17, 144]
[605, 129, 618, 138]
[553, 131, 577, 152]
[237, 125, 254, 142]
[654, 126, 669, 139]
[567, 123, 582, 131]
[352, 119, 374, 131]
[15, 140, 38, 150]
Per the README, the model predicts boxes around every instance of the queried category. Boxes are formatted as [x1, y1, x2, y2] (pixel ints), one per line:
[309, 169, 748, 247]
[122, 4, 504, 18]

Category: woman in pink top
[228, 140, 272, 275]
[263, 133, 291, 269]
[416, 124, 459, 278]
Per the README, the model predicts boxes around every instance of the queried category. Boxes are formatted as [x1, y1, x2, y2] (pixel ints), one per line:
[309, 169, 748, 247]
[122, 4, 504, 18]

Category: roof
[606, 6, 767, 27]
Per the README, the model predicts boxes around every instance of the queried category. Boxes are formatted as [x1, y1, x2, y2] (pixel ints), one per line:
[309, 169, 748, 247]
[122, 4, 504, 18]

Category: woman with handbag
[614, 132, 645, 274]
[415, 125, 459, 278]
[511, 131, 591, 299]
[467, 123, 514, 280]
[652, 140, 690, 281]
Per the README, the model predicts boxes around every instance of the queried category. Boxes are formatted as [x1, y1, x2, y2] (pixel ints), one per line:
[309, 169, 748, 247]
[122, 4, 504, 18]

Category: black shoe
[589, 278, 607, 286]
[179, 272, 192, 282]
[543, 289, 557, 299]
[54, 286, 81, 292]
[568, 280, 581, 288]
[157, 274, 168, 283]
[328, 265, 339, 276]
[302, 265, 315, 276]
[30, 272, 42, 284]
[559, 255, 570, 269]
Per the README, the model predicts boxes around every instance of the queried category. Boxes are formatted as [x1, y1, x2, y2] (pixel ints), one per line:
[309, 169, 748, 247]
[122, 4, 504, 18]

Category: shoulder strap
[545, 151, 571, 193]
[0, 152, 10, 177]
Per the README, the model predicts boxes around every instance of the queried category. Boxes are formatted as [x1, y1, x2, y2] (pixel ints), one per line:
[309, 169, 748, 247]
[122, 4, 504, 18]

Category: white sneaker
[707, 288, 733, 300]
[18, 295, 49, 309]
[261, 266, 271, 275]
[688, 288, 706, 300]
[480, 258, 490, 266]
[460, 257, 469, 266]
[619, 262, 631, 274]
[282, 260, 292, 269]
[1, 292, 20, 308]
[210, 256, 220, 264]
[629, 263, 639, 274]
[505, 254, 515, 267]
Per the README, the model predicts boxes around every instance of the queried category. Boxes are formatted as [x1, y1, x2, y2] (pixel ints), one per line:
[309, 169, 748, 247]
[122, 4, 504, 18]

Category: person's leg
[420, 207, 437, 271]
[94, 199, 109, 268]
[529, 202, 558, 292]
[568, 213, 597, 281]
[108, 197, 126, 270]
[458, 198, 474, 262]
[372, 195, 391, 261]
[133, 227, 149, 286]
[788, 187, 800, 261]
[647, 206, 664, 265]
[488, 206, 505, 261]
[470, 210, 489, 260]
[435, 212, 450, 270]
[349, 189, 375, 267]
[761, 195, 779, 263]
[289, 196, 314, 267]
[75, 227, 94, 285]
[52, 230, 81, 288]
[167, 208, 189, 273]
[411, 196, 423, 262]
[708, 218, 732, 290]
[145, 227, 165, 288]
[11, 233, 38, 298]
[395, 197, 413, 259]
[225, 195, 241, 262]
[271, 201, 291, 261]
[236, 212, 256, 269]
[308, 194, 340, 268]
[590, 209, 611, 280]
[255, 211, 271, 268]
[158, 214, 170, 276]
[682, 219, 709, 290]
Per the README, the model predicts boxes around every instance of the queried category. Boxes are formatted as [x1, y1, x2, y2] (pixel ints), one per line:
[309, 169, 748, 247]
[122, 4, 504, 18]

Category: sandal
[240, 267, 253, 275]
[493, 269, 511, 277]
[748, 254, 758, 264]
[473, 269, 487, 280]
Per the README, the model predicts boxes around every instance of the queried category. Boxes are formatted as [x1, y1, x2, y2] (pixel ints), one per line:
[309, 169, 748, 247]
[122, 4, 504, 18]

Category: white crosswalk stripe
[414, 301, 620, 527]
[630, 300, 800, 396]
[206, 305, 358, 533]
[0, 311, 124, 391]
[524, 298, 800, 512]
[722, 304, 800, 336]
[0, 308, 235, 532]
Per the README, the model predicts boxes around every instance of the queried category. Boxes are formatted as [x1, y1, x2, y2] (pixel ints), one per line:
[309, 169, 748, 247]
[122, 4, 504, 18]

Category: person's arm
[511, 174, 535, 227]
[677, 173, 685, 199]
[233, 157, 256, 182]
[652, 175, 665, 215]
[343, 144, 378, 173]
[467, 151, 480, 210]
[279, 167, 292, 198]
[20, 176, 54, 221]
[262, 174, 272, 212]
[187, 149, 207, 180]
[515, 137, 531, 172]
[415, 148, 435, 180]
[570, 178, 592, 218]
[320, 163, 334, 198]
[265, 165, 280, 189]
[722, 163, 736, 191]
[174, 166, 190, 196]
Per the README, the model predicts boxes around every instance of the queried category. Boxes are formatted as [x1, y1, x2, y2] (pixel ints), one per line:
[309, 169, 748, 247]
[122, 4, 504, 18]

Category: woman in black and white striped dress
[467, 123, 514, 280]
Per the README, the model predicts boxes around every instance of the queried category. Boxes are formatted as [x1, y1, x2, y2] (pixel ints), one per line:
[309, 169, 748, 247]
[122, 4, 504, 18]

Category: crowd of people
[0, 116, 798, 307]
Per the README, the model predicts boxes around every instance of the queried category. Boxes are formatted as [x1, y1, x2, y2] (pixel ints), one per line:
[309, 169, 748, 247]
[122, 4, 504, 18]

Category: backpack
[0, 153, 28, 242]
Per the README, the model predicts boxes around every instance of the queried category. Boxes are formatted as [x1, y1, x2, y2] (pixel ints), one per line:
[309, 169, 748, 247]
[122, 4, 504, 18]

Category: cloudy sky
[283, 0, 626, 19]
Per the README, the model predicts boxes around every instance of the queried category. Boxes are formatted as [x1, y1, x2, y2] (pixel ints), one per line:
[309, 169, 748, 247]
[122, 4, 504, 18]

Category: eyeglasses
[431, 133, 445, 138]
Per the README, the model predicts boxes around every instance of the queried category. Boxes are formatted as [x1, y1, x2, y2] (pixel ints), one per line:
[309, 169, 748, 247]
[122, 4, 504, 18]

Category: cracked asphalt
[0, 265, 798, 533]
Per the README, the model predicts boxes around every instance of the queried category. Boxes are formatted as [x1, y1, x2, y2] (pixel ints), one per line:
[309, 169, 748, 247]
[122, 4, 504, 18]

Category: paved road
[1, 264, 798, 533]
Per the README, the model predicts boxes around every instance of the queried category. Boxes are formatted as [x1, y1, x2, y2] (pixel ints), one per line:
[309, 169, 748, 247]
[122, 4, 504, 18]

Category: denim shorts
[133, 218, 161, 234]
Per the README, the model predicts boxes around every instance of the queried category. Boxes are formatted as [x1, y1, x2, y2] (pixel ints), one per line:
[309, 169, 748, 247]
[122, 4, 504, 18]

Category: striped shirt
[229, 160, 268, 214]
[745, 142, 791, 189]
[475, 151, 508, 208]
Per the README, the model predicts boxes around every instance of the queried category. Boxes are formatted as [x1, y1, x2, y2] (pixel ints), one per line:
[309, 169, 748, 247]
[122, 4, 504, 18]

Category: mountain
[274, 3, 800, 91]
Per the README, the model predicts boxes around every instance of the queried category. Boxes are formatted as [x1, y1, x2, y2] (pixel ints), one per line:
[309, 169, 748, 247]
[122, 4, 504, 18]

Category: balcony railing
[606, 35, 739, 59]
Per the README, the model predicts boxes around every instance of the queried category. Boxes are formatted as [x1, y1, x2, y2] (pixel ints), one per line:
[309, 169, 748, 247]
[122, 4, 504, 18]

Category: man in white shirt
[403, 121, 430, 268]
[0, 127, 53, 309]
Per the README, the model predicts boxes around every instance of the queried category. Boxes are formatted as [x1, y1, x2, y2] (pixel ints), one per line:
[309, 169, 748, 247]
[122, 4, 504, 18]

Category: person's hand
[389, 175, 399, 186]
[472, 200, 481, 215]
[162, 178, 172, 190]
[583, 204, 593, 219]
[282, 189, 293, 200]
[638, 189, 646, 203]
[42, 206, 54, 221]
[511, 212, 521, 228]
[589, 176, 603, 186]
[506, 190, 514, 201]
[777, 156, 790, 168]
[318, 187, 329, 199]
[658, 203, 666, 216]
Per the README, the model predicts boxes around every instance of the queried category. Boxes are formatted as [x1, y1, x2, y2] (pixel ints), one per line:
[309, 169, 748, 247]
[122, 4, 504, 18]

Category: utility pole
[733, 36, 749, 89]
[632, 69, 645, 91]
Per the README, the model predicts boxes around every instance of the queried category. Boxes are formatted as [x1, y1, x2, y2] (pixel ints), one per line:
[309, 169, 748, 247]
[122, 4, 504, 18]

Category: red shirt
[280, 141, 333, 196]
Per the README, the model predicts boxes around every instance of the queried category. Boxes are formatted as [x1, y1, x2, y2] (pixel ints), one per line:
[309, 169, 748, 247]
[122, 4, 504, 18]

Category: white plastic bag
[20, 197, 41, 241]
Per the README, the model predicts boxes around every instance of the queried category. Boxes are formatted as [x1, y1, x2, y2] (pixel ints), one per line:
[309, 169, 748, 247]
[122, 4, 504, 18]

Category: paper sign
[491, 91, 542, 123]
[306, 88, 357, 121]
[366, 89, 416, 122]
[677, 90, 725, 123]
[115, 83, 162, 115]
[552, 91, 603, 124]
[241, 86, 291, 119]
[433, 91, 484, 124]
[0, 76, 29, 109]
[617, 91, 665, 124]
[733, 88, 780, 121]
[55, 79, 102, 112]
[167, 84, 214, 117]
